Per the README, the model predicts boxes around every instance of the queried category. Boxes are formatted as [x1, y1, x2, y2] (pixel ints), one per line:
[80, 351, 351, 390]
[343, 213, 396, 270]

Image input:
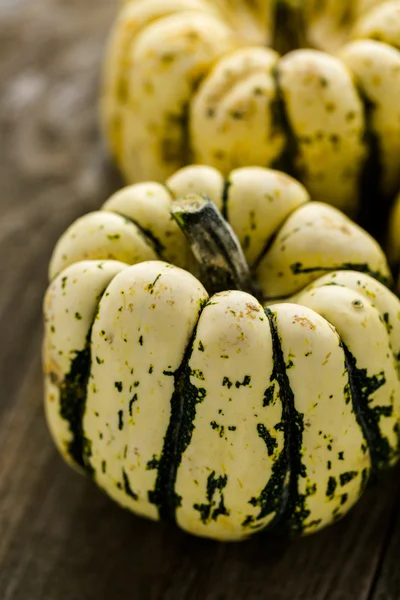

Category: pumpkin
[101, 0, 400, 228]
[43, 165, 400, 541]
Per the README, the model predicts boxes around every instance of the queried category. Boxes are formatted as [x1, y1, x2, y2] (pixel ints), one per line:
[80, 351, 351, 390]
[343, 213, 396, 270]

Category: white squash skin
[339, 39, 400, 198]
[43, 260, 129, 471]
[296, 284, 400, 468]
[49, 212, 158, 281]
[48, 166, 390, 301]
[295, 271, 400, 448]
[304, 1, 356, 53]
[256, 202, 391, 299]
[357, 0, 389, 14]
[352, 1, 400, 49]
[102, 0, 400, 216]
[294, 270, 400, 380]
[121, 11, 236, 182]
[304, 0, 385, 51]
[174, 291, 286, 541]
[44, 159, 398, 540]
[226, 167, 310, 267]
[83, 261, 208, 520]
[269, 302, 371, 534]
[210, 0, 270, 45]
[277, 50, 367, 215]
[101, 182, 193, 270]
[101, 0, 218, 166]
[190, 47, 285, 175]
[167, 164, 225, 211]
[44, 261, 400, 540]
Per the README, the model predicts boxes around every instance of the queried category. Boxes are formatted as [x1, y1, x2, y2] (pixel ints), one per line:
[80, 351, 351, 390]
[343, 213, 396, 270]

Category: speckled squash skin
[101, 0, 400, 217]
[43, 165, 400, 541]
[49, 166, 390, 297]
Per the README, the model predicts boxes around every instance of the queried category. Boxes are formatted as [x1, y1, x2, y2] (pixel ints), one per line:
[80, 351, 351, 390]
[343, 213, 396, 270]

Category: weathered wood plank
[369, 481, 400, 600]
[1, 1, 400, 599]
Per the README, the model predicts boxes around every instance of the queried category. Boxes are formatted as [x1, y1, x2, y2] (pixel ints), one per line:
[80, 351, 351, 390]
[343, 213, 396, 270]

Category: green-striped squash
[43, 165, 400, 541]
[101, 0, 400, 224]
[49, 166, 390, 298]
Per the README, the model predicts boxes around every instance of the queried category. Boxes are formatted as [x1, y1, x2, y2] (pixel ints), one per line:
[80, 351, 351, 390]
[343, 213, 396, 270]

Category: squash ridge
[149, 301, 207, 522]
[109, 212, 165, 258]
[57, 274, 119, 475]
[58, 327, 93, 473]
[59, 282, 118, 475]
[290, 261, 391, 288]
[263, 307, 298, 532]
[343, 343, 397, 474]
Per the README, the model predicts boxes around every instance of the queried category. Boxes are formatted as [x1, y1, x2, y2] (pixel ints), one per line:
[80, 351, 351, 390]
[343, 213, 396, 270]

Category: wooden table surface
[1, 1, 400, 598]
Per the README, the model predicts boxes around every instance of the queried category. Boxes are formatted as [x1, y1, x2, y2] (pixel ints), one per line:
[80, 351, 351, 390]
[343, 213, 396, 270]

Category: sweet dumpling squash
[49, 165, 390, 297]
[101, 0, 400, 218]
[43, 165, 400, 541]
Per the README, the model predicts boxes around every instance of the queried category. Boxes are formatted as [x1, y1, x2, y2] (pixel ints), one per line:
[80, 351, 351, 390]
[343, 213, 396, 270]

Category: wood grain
[1, 1, 400, 598]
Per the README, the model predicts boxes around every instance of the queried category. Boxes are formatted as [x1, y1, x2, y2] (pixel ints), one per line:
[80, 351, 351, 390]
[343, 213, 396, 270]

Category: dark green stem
[171, 194, 256, 297]
[272, 0, 309, 55]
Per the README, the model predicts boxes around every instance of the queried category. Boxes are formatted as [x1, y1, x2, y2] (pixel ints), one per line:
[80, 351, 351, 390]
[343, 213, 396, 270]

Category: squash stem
[272, 0, 309, 54]
[171, 194, 257, 298]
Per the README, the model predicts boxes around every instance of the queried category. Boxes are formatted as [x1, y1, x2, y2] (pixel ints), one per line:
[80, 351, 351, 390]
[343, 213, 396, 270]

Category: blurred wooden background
[1, 1, 400, 598]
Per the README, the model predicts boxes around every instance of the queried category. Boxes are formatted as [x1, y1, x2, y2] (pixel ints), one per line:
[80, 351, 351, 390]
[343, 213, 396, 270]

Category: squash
[101, 0, 400, 227]
[49, 166, 390, 296]
[43, 165, 400, 541]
